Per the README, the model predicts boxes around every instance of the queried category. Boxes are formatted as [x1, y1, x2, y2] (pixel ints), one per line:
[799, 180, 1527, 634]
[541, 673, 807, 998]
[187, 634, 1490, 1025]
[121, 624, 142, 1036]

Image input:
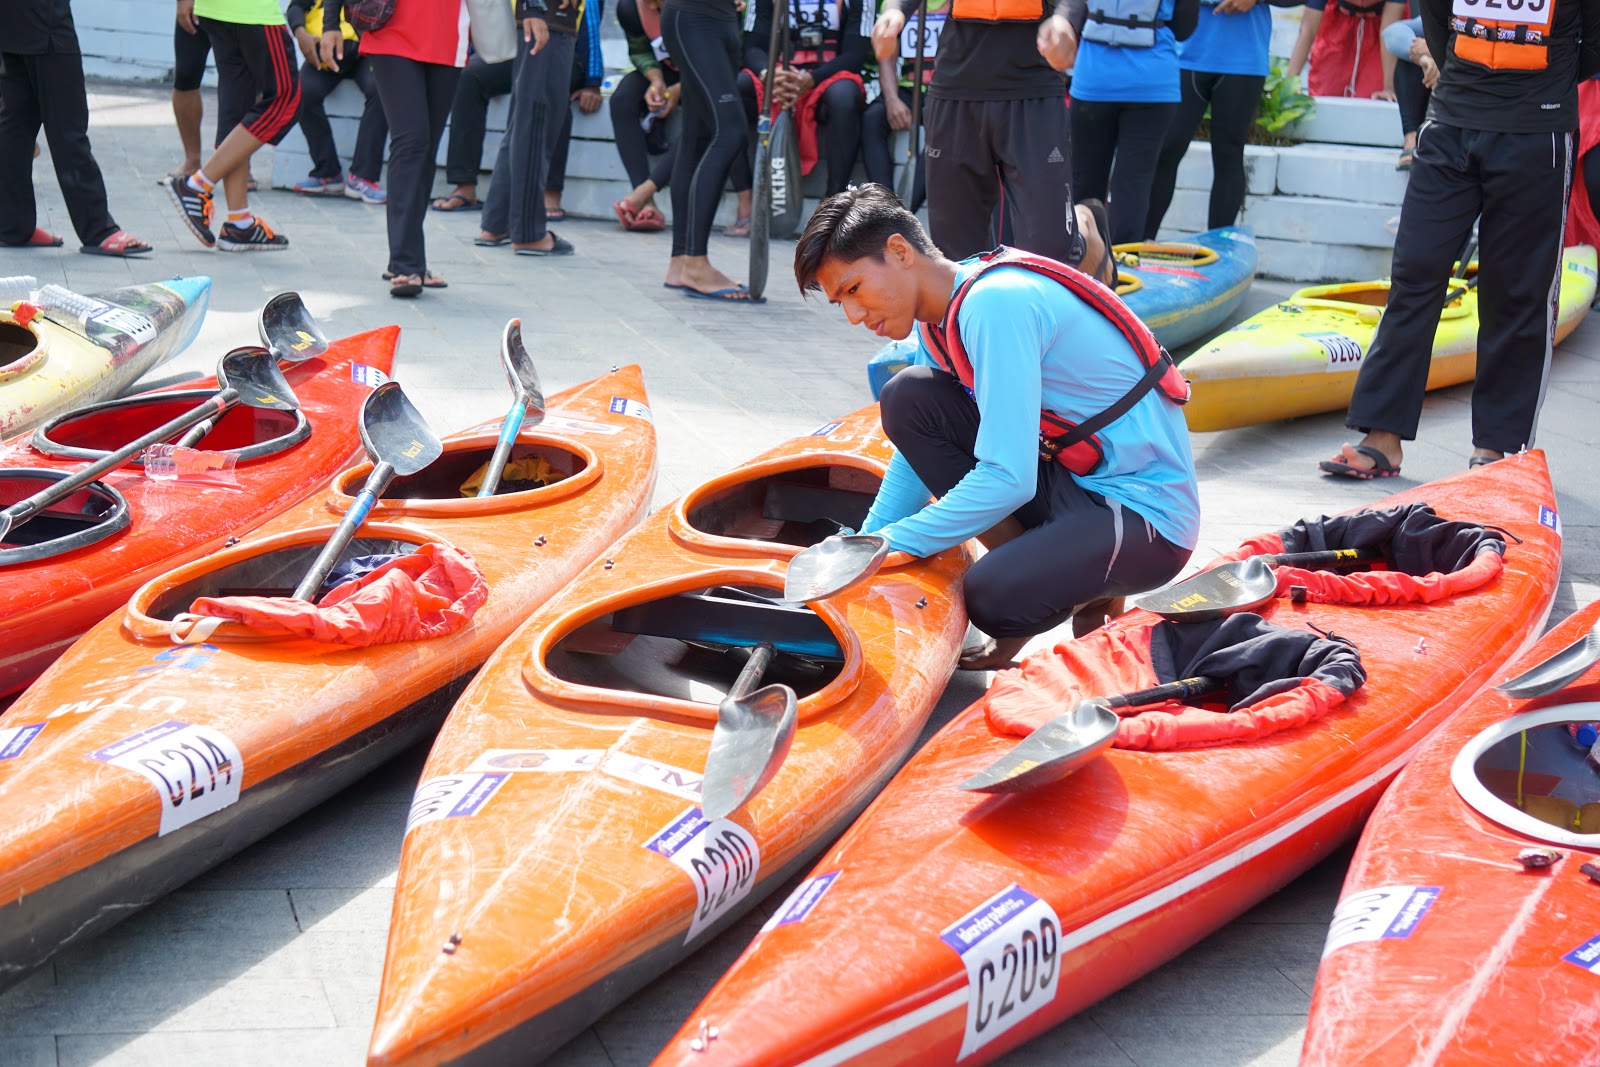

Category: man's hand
[318, 29, 345, 70]
[659, 82, 680, 117]
[645, 78, 668, 111]
[885, 89, 912, 131]
[1037, 14, 1078, 72]
[523, 15, 548, 51]
[1419, 53, 1440, 88]
[573, 86, 603, 114]
[1371, 86, 1397, 101]
[177, 0, 197, 34]
[294, 25, 320, 65]
[872, 10, 906, 63]
[774, 67, 816, 108]
[1214, 0, 1257, 13]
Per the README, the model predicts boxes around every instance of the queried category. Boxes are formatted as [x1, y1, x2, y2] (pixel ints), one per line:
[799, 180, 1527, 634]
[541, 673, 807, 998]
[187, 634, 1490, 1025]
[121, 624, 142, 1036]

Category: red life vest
[1451, 0, 1555, 71]
[917, 246, 1191, 477]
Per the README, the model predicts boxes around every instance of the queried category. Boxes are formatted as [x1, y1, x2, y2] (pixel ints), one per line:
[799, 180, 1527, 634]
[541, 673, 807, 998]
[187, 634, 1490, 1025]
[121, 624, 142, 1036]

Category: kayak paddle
[701, 641, 799, 819]
[290, 381, 442, 602]
[748, 0, 788, 302]
[476, 319, 546, 498]
[1495, 620, 1600, 700]
[0, 347, 297, 544]
[784, 532, 890, 603]
[893, 5, 927, 207]
[959, 675, 1224, 794]
[1133, 547, 1384, 622]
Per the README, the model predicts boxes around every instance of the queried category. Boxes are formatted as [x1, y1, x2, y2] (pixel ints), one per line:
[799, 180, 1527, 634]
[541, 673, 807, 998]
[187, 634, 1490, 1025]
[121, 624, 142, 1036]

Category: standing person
[431, 54, 514, 212]
[1146, 0, 1291, 237]
[161, 0, 300, 251]
[544, 0, 606, 222]
[870, 0, 1115, 285]
[1068, 0, 1198, 245]
[661, 0, 759, 301]
[476, 0, 582, 257]
[1320, 0, 1600, 478]
[0, 0, 152, 255]
[795, 185, 1197, 668]
[1287, 0, 1405, 99]
[287, 0, 389, 202]
[165, 6, 261, 188]
[329, 0, 470, 295]
[860, 0, 945, 211]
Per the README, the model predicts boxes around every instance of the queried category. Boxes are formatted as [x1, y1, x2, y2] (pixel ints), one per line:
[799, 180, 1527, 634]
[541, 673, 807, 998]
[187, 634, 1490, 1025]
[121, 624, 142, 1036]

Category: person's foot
[513, 232, 575, 256]
[161, 174, 215, 248]
[217, 217, 288, 252]
[292, 174, 345, 196]
[723, 215, 753, 238]
[1319, 438, 1403, 479]
[1468, 449, 1505, 468]
[1071, 597, 1125, 639]
[390, 273, 423, 298]
[433, 188, 481, 212]
[544, 197, 566, 222]
[958, 634, 1029, 671]
[345, 174, 386, 204]
[677, 261, 748, 298]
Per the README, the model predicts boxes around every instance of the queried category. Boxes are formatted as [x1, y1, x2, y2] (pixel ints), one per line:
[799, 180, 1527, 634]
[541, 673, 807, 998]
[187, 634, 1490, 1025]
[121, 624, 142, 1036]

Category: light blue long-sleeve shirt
[861, 260, 1200, 557]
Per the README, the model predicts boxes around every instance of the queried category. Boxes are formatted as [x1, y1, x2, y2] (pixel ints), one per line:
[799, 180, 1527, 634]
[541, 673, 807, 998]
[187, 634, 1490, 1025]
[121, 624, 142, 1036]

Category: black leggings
[1393, 58, 1429, 138]
[369, 55, 459, 277]
[880, 367, 1189, 638]
[1146, 70, 1263, 236]
[661, 3, 746, 257]
[1071, 98, 1176, 245]
[810, 76, 863, 197]
[862, 83, 928, 211]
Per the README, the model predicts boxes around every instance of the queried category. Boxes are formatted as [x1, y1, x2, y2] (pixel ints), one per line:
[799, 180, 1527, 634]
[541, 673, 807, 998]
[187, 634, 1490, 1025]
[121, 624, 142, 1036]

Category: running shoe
[292, 174, 345, 196]
[217, 218, 289, 252]
[345, 174, 386, 204]
[162, 174, 215, 248]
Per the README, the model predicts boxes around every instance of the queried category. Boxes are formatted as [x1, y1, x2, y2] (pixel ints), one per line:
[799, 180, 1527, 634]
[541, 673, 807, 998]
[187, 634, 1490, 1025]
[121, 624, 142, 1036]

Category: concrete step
[1275, 142, 1410, 206]
[1289, 97, 1406, 149]
[1171, 142, 1279, 198]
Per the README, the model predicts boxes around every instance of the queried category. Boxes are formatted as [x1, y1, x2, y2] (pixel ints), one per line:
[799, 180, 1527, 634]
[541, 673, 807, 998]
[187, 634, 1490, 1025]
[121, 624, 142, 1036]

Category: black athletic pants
[661, 4, 746, 258]
[202, 19, 301, 146]
[923, 94, 1081, 264]
[808, 76, 863, 197]
[482, 29, 576, 244]
[369, 54, 459, 277]
[1070, 97, 1177, 246]
[443, 55, 513, 186]
[611, 68, 680, 190]
[1146, 70, 1263, 236]
[1347, 122, 1572, 454]
[547, 55, 589, 194]
[0, 49, 118, 247]
[862, 82, 927, 212]
[879, 367, 1190, 638]
[298, 41, 387, 182]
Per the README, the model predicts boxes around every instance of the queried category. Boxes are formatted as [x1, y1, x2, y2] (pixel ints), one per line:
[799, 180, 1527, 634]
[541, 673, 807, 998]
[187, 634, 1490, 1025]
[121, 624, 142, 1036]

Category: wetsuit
[863, 259, 1198, 638]
[663, 0, 747, 258]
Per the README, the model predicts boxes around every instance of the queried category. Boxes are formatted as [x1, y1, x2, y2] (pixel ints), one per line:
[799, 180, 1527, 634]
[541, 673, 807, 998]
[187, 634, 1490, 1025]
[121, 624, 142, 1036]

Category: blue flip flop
[683, 285, 764, 304]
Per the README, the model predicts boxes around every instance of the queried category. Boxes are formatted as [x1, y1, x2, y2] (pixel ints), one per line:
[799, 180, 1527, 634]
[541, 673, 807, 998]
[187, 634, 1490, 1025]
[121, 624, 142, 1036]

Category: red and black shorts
[197, 18, 301, 146]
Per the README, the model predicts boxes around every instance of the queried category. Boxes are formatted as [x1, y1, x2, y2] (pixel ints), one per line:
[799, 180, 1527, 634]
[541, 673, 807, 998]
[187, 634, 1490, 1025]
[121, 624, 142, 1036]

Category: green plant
[1254, 57, 1316, 143]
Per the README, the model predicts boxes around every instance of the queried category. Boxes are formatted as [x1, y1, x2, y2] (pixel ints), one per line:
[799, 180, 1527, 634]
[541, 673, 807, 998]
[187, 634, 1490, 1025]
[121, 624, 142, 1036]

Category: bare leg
[172, 88, 203, 173]
[1071, 596, 1125, 638]
[1075, 203, 1112, 286]
[202, 124, 266, 208]
[669, 254, 751, 298]
[624, 179, 659, 214]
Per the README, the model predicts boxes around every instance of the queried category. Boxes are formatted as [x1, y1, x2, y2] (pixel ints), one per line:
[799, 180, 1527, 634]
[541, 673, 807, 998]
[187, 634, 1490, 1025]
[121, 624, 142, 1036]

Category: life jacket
[896, 1, 947, 84]
[950, 0, 1043, 22]
[1451, 0, 1555, 71]
[1082, 0, 1167, 48]
[789, 0, 864, 66]
[1307, 0, 1387, 98]
[917, 247, 1190, 477]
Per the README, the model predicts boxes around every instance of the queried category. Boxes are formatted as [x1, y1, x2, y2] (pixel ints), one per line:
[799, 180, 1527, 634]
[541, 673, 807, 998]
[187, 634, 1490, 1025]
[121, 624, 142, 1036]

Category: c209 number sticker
[940, 884, 1061, 1059]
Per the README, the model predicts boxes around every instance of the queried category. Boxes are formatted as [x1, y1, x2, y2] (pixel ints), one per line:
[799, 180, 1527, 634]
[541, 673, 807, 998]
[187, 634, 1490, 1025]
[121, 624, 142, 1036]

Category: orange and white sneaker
[162, 174, 215, 248]
[217, 217, 288, 252]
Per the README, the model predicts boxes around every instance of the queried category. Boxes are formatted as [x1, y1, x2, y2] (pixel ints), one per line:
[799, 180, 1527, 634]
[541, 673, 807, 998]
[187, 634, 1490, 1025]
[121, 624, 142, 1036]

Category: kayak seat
[0, 470, 129, 565]
[685, 464, 877, 547]
[611, 586, 844, 661]
[386, 441, 583, 500]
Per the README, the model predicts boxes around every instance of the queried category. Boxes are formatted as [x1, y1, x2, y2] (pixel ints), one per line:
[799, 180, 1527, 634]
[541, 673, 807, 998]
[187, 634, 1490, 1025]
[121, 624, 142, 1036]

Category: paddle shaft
[476, 395, 527, 498]
[1265, 547, 1383, 569]
[730, 642, 777, 700]
[895, 6, 926, 203]
[0, 389, 234, 540]
[1102, 674, 1221, 710]
[1444, 274, 1480, 308]
[292, 459, 395, 602]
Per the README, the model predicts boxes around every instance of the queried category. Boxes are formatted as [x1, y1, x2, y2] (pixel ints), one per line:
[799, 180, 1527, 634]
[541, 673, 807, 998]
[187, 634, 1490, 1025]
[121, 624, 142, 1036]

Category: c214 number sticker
[91, 720, 243, 837]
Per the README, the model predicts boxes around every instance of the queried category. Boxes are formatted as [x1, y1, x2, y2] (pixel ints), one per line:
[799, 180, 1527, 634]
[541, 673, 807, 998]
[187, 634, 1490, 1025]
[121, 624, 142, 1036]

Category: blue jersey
[1177, 2, 1272, 77]
[1068, 0, 1182, 102]
[862, 260, 1200, 557]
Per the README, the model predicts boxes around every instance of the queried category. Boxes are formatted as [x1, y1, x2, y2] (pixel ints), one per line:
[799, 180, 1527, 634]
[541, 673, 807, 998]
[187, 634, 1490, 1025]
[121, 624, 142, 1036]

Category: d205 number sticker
[1323, 884, 1441, 958]
[645, 807, 761, 943]
[91, 720, 243, 837]
[1304, 332, 1365, 369]
[940, 884, 1062, 1059]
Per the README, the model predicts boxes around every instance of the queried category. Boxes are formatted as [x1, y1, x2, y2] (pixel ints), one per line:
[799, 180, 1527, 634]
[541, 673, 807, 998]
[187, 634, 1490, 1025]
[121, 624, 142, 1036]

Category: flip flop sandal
[514, 233, 574, 256]
[433, 193, 482, 212]
[389, 274, 423, 298]
[422, 271, 448, 289]
[633, 205, 666, 232]
[474, 233, 510, 247]
[17, 226, 63, 248]
[683, 284, 765, 304]
[1396, 150, 1415, 171]
[545, 208, 566, 221]
[1318, 443, 1401, 480]
[1468, 454, 1502, 468]
[81, 230, 152, 257]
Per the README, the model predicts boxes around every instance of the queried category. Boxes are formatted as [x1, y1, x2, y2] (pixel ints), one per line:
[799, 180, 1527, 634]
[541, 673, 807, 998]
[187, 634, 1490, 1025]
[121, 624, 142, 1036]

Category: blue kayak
[1115, 226, 1257, 351]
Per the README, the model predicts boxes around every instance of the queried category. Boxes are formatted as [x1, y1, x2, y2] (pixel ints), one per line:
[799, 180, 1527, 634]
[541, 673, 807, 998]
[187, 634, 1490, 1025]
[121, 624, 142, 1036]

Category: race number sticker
[1563, 934, 1600, 975]
[1323, 885, 1441, 957]
[940, 884, 1062, 1059]
[1304, 331, 1365, 369]
[88, 305, 158, 345]
[467, 748, 604, 774]
[650, 35, 669, 61]
[91, 721, 243, 837]
[608, 396, 653, 422]
[761, 870, 839, 932]
[351, 363, 390, 388]
[1452, 0, 1552, 32]
[810, 421, 844, 437]
[899, 12, 946, 58]
[541, 412, 623, 436]
[645, 807, 761, 943]
[0, 723, 45, 761]
[794, 0, 842, 31]
[405, 772, 510, 834]
[1540, 505, 1562, 537]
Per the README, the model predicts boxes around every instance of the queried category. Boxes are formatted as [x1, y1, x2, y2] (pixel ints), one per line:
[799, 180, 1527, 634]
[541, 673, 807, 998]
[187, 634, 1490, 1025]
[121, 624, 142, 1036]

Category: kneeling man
[796, 184, 1199, 668]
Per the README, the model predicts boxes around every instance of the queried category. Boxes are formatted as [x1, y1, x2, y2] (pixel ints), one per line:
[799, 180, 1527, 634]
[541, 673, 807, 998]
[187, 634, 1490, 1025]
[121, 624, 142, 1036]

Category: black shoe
[217, 218, 288, 252]
[162, 174, 215, 248]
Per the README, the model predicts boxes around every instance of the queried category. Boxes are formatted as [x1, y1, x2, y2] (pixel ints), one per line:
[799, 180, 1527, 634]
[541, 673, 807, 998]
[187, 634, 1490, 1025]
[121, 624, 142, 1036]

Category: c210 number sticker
[405, 773, 510, 834]
[940, 884, 1061, 1059]
[91, 720, 243, 837]
[1323, 884, 1441, 958]
[1304, 331, 1365, 369]
[645, 807, 761, 943]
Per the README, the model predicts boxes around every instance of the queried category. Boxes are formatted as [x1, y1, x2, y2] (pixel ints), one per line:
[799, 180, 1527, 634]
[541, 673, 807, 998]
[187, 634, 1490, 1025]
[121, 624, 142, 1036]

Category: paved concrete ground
[1, 83, 1597, 1067]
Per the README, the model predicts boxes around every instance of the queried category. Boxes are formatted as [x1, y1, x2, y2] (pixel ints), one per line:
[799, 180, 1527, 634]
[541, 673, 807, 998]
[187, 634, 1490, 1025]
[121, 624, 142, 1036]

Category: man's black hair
[793, 183, 942, 295]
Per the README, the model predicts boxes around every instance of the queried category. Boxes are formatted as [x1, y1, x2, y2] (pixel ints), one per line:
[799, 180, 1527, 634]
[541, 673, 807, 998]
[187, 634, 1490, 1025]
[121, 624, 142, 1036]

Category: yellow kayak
[0, 276, 211, 438]
[1180, 246, 1597, 432]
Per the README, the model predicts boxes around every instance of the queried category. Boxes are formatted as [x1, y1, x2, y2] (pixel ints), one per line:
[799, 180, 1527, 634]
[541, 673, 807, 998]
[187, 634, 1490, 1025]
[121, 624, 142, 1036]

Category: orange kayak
[1303, 596, 1600, 1066]
[0, 326, 398, 700]
[649, 452, 1562, 1067]
[367, 406, 972, 1067]
[0, 366, 656, 990]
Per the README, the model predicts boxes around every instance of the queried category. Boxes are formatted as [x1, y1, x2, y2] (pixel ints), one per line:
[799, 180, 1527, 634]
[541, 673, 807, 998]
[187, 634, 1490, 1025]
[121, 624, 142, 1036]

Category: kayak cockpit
[32, 388, 309, 463]
[326, 434, 594, 518]
[0, 469, 128, 566]
[0, 320, 44, 381]
[672, 458, 881, 555]
[1452, 701, 1600, 847]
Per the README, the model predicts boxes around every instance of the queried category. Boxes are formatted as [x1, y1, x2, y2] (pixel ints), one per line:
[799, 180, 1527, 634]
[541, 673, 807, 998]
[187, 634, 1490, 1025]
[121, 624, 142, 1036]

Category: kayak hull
[1117, 226, 1257, 350]
[0, 367, 657, 989]
[647, 452, 1562, 1067]
[1181, 245, 1597, 432]
[1303, 599, 1600, 1066]
[367, 407, 971, 1067]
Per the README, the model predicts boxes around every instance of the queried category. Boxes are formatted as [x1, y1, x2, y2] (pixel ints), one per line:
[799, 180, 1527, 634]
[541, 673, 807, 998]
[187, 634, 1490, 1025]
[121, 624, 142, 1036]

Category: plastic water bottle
[33, 284, 157, 365]
[0, 276, 38, 303]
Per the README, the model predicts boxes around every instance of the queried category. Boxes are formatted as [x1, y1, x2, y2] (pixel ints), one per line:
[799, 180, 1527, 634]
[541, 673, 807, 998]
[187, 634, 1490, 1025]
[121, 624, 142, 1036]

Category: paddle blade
[1495, 623, 1600, 699]
[218, 347, 299, 411]
[701, 682, 799, 820]
[784, 533, 890, 603]
[749, 128, 772, 302]
[258, 292, 328, 363]
[959, 701, 1120, 794]
[1132, 556, 1277, 622]
[500, 319, 545, 425]
[360, 381, 442, 476]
